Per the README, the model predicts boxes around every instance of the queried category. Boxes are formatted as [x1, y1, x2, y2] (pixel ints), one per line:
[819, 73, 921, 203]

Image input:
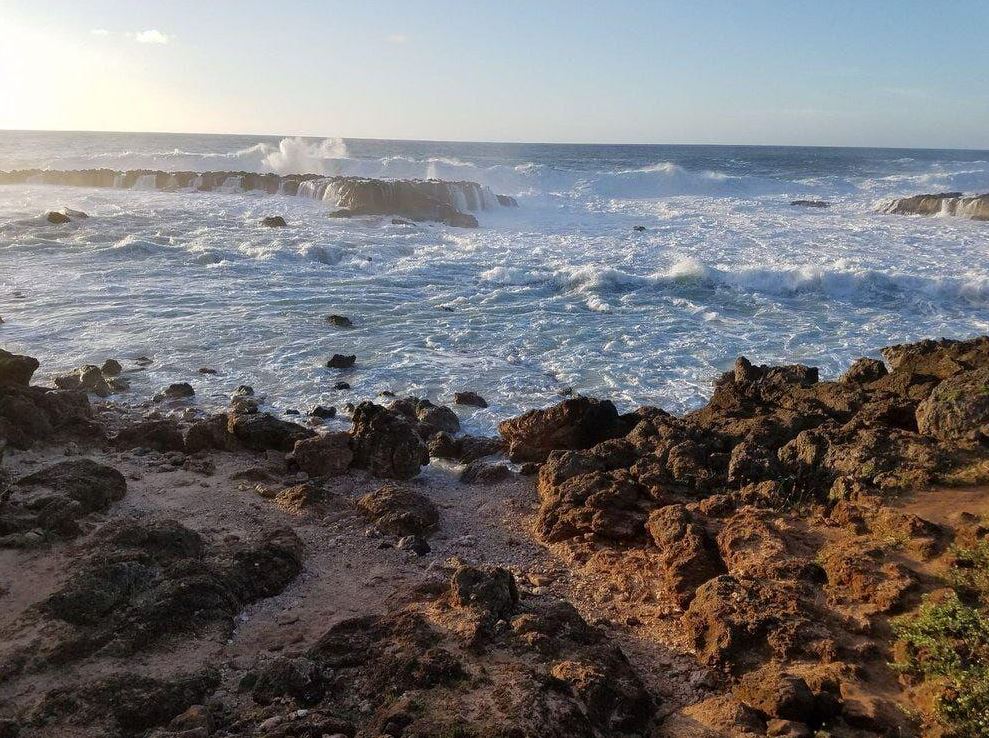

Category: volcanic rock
[499, 396, 623, 462]
[350, 402, 429, 479]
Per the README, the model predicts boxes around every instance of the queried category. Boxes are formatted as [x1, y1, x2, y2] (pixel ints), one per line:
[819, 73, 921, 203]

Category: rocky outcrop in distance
[0, 168, 520, 227]
[881, 192, 989, 220]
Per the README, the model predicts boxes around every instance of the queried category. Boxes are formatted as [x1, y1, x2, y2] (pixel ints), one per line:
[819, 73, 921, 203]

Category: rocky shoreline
[2, 335, 989, 737]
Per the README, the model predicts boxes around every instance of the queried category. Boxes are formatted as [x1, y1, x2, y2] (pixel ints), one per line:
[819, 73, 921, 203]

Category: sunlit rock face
[881, 192, 989, 221]
[0, 168, 519, 226]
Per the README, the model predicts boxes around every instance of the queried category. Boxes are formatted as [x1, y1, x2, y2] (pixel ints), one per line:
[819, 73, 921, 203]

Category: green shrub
[893, 592, 989, 736]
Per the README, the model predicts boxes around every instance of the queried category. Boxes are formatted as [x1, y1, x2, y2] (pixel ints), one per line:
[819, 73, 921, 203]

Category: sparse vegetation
[893, 543, 989, 737]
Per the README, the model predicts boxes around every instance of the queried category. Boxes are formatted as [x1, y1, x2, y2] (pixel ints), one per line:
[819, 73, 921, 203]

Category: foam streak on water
[1, 132, 988, 434]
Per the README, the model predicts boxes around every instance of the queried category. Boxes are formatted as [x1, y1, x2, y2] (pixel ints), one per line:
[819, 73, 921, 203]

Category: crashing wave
[0, 168, 519, 228]
[880, 192, 989, 221]
[481, 257, 989, 307]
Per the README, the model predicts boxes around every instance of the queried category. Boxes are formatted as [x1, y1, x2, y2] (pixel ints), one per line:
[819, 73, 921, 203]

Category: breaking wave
[483, 258, 989, 307]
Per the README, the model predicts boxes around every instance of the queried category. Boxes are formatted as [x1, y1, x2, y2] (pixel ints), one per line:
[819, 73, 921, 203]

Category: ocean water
[1, 131, 988, 434]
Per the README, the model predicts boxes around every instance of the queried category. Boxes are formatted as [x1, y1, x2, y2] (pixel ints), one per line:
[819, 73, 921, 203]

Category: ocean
[1, 130, 988, 433]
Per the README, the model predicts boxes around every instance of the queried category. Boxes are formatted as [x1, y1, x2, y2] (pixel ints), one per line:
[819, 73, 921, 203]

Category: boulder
[427, 433, 503, 463]
[0, 349, 39, 386]
[100, 359, 123, 377]
[46, 211, 71, 224]
[326, 314, 353, 327]
[499, 397, 623, 462]
[33, 520, 302, 663]
[1, 460, 127, 544]
[288, 432, 353, 477]
[16, 459, 126, 512]
[734, 665, 816, 721]
[114, 419, 186, 452]
[184, 414, 239, 452]
[916, 365, 989, 445]
[260, 216, 287, 227]
[350, 402, 429, 480]
[357, 484, 438, 537]
[326, 354, 356, 369]
[683, 575, 823, 672]
[444, 212, 479, 228]
[154, 382, 195, 402]
[390, 396, 460, 437]
[459, 460, 514, 485]
[26, 671, 220, 735]
[251, 656, 324, 705]
[54, 365, 112, 397]
[0, 384, 96, 449]
[227, 412, 315, 452]
[840, 357, 887, 384]
[454, 391, 488, 408]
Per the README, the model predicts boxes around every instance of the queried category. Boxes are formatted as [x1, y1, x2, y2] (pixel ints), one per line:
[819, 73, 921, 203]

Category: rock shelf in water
[0, 168, 520, 227]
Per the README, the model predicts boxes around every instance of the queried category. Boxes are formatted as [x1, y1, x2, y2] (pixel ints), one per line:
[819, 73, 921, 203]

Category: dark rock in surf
[54, 365, 112, 398]
[444, 212, 479, 228]
[326, 354, 356, 369]
[260, 216, 287, 227]
[153, 382, 195, 402]
[790, 200, 831, 208]
[326, 314, 353, 328]
[390, 397, 460, 438]
[881, 192, 989, 220]
[100, 359, 122, 377]
[454, 391, 488, 408]
[46, 211, 71, 224]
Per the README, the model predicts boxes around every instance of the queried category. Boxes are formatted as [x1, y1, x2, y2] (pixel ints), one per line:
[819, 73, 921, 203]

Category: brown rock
[288, 432, 353, 477]
[227, 412, 314, 452]
[357, 484, 438, 537]
[0, 349, 40, 386]
[646, 504, 723, 606]
[114, 419, 186, 452]
[350, 402, 428, 480]
[454, 391, 488, 408]
[734, 664, 816, 721]
[916, 365, 989, 445]
[459, 460, 513, 484]
[54, 365, 112, 397]
[499, 396, 622, 462]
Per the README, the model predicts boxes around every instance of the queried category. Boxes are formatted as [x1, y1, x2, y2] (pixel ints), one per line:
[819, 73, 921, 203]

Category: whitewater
[2, 131, 989, 434]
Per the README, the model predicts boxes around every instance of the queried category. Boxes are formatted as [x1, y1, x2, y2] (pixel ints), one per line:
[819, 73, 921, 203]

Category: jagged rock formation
[0, 168, 520, 227]
[880, 192, 989, 220]
[14, 565, 654, 738]
[498, 334, 989, 737]
[3, 519, 302, 675]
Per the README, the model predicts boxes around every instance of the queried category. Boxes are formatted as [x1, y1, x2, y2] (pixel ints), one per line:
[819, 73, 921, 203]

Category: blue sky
[2, 0, 988, 148]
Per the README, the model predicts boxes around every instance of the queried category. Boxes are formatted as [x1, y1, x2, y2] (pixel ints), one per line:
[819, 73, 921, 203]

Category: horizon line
[2, 127, 989, 155]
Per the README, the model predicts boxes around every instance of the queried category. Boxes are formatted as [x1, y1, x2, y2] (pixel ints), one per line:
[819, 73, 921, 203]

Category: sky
[2, 0, 988, 149]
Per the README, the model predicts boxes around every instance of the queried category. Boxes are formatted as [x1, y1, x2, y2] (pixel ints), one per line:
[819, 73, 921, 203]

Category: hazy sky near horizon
[2, 0, 989, 149]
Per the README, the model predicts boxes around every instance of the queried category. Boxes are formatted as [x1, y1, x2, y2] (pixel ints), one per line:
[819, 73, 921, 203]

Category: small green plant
[893, 592, 989, 736]
[951, 540, 989, 605]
